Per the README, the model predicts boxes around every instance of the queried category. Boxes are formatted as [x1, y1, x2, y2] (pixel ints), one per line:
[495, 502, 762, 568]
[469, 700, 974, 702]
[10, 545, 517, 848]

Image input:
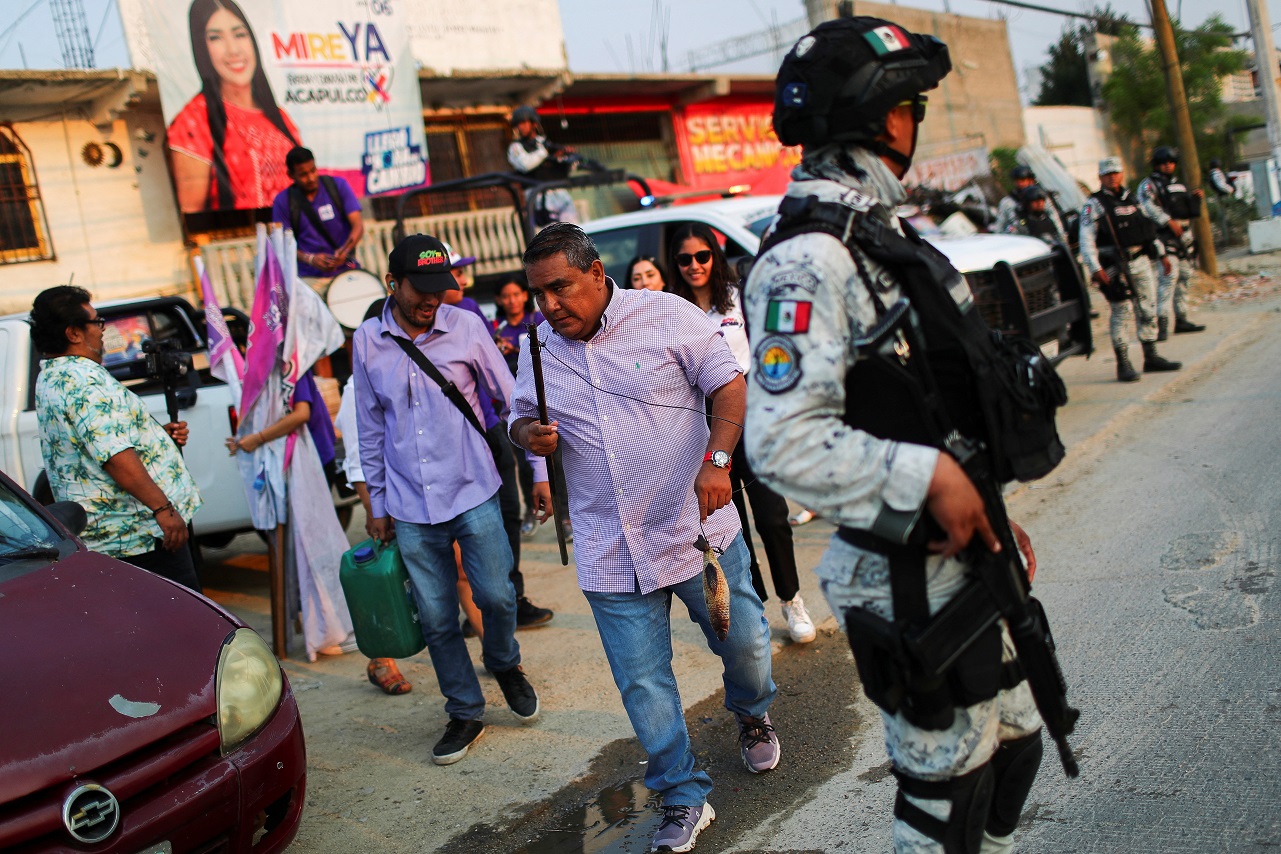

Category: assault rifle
[856, 300, 1081, 777]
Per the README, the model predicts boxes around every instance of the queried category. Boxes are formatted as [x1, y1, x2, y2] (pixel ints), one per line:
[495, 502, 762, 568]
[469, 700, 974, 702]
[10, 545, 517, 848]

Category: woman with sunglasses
[669, 223, 815, 643]
[625, 255, 669, 291]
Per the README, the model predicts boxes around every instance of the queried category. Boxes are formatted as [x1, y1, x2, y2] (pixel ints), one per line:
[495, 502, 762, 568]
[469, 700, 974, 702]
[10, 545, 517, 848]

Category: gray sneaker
[651, 802, 715, 852]
[736, 713, 780, 773]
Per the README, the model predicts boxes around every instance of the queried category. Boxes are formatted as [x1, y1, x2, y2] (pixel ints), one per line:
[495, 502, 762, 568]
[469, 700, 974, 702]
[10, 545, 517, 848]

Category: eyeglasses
[675, 250, 713, 268]
[82, 317, 107, 329]
[897, 95, 928, 124]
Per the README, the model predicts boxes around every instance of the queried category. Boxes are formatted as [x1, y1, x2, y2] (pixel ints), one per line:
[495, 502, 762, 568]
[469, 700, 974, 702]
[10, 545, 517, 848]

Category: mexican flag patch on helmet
[865, 24, 911, 55]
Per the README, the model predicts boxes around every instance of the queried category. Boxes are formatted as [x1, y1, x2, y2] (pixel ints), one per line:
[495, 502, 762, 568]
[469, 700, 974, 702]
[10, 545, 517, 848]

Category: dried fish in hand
[696, 535, 730, 641]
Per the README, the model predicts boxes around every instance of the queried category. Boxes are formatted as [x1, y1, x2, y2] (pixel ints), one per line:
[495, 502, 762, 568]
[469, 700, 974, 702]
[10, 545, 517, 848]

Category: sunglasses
[897, 95, 928, 123]
[675, 250, 713, 268]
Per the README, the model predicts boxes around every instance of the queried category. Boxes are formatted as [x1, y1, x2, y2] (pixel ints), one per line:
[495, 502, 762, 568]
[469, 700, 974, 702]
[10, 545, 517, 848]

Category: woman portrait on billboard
[167, 0, 300, 212]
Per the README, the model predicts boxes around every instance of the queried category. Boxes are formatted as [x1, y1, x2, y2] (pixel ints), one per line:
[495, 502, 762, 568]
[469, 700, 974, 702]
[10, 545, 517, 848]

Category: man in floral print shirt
[31, 286, 203, 590]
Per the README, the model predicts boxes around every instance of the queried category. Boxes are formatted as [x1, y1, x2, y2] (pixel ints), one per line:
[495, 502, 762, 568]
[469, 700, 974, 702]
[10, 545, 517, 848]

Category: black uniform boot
[1142, 341, 1182, 372]
[1115, 345, 1140, 382]
[1174, 315, 1206, 333]
[1157, 316, 1170, 341]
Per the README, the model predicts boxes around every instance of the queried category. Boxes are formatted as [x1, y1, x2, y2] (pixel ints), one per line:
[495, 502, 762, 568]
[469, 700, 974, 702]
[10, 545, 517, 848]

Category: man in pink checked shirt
[509, 223, 779, 854]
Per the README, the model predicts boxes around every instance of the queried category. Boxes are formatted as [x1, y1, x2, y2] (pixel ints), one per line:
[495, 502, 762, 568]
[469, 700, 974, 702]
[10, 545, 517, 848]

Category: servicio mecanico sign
[144, 0, 429, 213]
[674, 101, 802, 195]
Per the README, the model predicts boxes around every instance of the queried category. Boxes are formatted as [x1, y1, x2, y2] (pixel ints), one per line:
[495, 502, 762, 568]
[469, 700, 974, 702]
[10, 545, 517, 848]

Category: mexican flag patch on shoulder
[765, 300, 812, 334]
[865, 25, 911, 55]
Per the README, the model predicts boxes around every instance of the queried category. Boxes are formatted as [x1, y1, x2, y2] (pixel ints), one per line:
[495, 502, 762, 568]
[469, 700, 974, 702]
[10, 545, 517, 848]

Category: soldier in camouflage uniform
[1008, 185, 1068, 246]
[1137, 146, 1206, 339]
[1080, 157, 1181, 382]
[744, 17, 1048, 853]
[993, 165, 1035, 235]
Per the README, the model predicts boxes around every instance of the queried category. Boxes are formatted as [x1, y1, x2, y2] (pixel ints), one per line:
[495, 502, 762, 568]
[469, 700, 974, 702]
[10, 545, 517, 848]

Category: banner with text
[904, 146, 991, 192]
[145, 0, 428, 213]
[674, 101, 801, 196]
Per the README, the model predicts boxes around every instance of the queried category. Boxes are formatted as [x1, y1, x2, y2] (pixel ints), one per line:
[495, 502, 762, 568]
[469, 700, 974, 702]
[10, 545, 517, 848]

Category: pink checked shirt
[511, 284, 744, 594]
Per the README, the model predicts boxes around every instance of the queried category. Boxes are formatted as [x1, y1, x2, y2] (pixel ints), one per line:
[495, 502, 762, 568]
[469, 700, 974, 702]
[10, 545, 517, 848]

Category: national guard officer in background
[1009, 184, 1068, 246]
[993, 165, 1035, 234]
[1138, 146, 1206, 339]
[1080, 157, 1181, 382]
[507, 105, 578, 225]
[744, 17, 1060, 852]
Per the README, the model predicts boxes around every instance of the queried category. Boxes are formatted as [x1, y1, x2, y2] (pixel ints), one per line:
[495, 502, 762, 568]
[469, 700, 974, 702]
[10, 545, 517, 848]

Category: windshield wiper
[0, 546, 61, 564]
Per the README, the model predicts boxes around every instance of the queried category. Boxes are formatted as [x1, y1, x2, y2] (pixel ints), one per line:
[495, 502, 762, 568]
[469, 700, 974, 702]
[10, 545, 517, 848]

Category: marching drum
[325, 268, 387, 329]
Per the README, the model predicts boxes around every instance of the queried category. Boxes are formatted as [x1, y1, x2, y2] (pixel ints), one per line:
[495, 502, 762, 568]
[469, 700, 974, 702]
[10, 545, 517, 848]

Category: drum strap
[392, 337, 487, 438]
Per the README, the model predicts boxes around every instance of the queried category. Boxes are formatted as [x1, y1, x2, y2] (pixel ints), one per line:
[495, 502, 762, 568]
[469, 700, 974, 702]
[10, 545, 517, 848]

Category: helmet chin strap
[870, 113, 921, 176]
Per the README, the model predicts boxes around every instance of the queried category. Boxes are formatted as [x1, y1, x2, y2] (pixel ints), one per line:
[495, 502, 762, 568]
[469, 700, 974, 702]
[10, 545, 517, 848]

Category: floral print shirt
[35, 356, 202, 557]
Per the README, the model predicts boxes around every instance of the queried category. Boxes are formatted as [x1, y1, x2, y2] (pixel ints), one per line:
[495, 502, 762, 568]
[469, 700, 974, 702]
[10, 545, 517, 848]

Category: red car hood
[0, 551, 237, 804]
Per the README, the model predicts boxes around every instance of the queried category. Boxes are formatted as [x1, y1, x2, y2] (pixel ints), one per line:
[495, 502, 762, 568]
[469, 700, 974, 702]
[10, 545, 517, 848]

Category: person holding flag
[225, 223, 355, 662]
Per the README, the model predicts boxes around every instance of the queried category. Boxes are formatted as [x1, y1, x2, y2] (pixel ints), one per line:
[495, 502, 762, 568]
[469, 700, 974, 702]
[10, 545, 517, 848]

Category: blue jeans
[395, 494, 520, 720]
[583, 532, 776, 806]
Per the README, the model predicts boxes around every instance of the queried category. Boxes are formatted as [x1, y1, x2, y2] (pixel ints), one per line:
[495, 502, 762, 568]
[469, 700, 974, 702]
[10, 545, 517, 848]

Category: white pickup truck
[0, 295, 353, 551]
[583, 195, 1093, 362]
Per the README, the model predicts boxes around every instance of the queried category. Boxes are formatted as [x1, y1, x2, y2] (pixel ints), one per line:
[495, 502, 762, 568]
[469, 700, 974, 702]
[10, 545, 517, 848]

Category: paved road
[199, 283, 1281, 852]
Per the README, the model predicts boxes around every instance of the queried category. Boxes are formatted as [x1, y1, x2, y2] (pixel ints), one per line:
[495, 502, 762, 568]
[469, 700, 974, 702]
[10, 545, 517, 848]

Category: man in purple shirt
[353, 234, 549, 766]
[271, 147, 364, 287]
[510, 223, 779, 854]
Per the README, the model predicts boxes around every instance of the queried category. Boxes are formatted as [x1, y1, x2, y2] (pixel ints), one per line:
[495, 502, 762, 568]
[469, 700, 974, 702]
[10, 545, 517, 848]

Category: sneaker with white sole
[788, 508, 818, 526]
[736, 713, 781, 773]
[432, 718, 485, 765]
[651, 802, 715, 852]
[781, 595, 817, 643]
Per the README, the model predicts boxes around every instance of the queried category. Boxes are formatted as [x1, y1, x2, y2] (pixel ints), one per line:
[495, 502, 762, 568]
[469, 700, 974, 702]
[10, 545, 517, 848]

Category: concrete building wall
[804, 0, 1026, 156]
[1024, 106, 1112, 190]
[0, 109, 188, 316]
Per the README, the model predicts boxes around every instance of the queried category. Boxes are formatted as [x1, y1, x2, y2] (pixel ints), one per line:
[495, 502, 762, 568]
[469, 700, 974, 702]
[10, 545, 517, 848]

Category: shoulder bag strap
[289, 185, 342, 251]
[391, 335, 487, 438]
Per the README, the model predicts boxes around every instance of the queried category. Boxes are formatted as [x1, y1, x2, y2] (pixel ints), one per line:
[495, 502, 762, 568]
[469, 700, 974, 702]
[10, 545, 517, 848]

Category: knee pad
[893, 764, 994, 854]
[986, 731, 1044, 837]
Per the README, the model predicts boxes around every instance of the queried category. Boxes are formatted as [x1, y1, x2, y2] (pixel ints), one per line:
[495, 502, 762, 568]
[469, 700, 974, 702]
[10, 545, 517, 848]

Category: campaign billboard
[673, 101, 802, 196]
[143, 0, 429, 213]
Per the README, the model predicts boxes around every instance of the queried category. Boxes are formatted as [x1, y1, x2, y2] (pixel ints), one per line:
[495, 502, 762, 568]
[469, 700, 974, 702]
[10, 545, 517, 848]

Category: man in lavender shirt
[510, 223, 779, 853]
[353, 234, 550, 766]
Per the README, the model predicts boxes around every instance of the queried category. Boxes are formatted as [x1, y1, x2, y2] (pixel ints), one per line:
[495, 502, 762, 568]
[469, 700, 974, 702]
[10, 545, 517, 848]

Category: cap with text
[387, 234, 459, 293]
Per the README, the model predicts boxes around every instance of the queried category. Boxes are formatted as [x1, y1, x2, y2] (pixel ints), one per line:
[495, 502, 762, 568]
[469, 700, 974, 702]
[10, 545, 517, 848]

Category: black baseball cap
[387, 234, 459, 293]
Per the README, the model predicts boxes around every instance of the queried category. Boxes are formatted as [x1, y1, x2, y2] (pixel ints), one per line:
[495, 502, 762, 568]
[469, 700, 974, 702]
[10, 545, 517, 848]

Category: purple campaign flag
[241, 225, 288, 415]
[197, 255, 245, 402]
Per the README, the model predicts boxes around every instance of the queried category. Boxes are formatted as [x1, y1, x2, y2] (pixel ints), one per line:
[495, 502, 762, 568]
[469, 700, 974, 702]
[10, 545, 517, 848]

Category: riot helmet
[772, 16, 951, 170]
[1151, 146, 1178, 167]
[1011, 165, 1034, 182]
[1020, 184, 1047, 204]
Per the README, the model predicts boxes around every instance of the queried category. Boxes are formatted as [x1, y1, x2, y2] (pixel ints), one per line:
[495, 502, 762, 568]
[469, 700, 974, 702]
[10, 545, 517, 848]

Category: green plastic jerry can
[339, 538, 426, 660]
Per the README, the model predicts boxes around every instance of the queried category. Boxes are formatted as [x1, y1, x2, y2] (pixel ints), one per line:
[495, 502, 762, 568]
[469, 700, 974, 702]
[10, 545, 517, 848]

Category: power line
[983, 0, 1153, 29]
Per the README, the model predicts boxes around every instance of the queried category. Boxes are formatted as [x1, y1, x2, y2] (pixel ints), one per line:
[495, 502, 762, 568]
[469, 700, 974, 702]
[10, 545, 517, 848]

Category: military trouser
[1157, 253, 1194, 321]
[1108, 255, 1159, 349]
[817, 537, 1043, 853]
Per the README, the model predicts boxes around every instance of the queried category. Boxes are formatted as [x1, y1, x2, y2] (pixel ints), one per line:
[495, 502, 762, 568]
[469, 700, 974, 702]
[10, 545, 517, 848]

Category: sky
[0, 0, 1271, 103]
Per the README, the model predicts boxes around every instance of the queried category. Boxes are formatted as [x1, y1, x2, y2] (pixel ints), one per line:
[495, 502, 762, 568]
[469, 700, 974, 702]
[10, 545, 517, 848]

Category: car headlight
[216, 628, 283, 754]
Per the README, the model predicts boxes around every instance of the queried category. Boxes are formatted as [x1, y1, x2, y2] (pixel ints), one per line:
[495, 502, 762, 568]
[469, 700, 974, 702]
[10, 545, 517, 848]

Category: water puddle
[513, 780, 662, 854]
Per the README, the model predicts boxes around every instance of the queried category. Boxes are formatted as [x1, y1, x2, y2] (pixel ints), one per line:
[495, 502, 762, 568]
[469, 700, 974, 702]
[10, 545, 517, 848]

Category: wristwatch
[704, 450, 732, 470]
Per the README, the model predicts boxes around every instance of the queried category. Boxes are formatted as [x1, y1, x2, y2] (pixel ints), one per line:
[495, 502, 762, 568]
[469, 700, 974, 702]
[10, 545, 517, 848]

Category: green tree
[1100, 14, 1249, 169]
[1033, 6, 1135, 107]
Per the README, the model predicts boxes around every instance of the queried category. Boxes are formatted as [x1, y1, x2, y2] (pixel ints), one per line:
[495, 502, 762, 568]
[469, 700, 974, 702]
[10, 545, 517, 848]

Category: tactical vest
[1091, 189, 1156, 250]
[1021, 212, 1059, 241]
[758, 194, 1066, 487]
[1150, 172, 1201, 221]
[518, 136, 570, 182]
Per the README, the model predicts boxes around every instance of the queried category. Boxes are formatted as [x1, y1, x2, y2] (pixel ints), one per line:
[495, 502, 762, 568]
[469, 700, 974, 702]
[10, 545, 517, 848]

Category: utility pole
[1149, 0, 1216, 276]
[1244, 0, 1281, 212]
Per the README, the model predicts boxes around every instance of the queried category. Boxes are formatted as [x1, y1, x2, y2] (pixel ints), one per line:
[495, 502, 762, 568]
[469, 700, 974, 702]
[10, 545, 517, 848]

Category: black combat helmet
[1020, 184, 1047, 203]
[510, 105, 541, 128]
[772, 16, 951, 155]
[1151, 145, 1178, 166]
[1011, 165, 1034, 181]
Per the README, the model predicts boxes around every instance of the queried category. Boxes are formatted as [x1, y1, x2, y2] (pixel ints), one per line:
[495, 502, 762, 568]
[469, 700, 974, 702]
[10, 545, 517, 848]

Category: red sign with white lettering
[674, 101, 802, 194]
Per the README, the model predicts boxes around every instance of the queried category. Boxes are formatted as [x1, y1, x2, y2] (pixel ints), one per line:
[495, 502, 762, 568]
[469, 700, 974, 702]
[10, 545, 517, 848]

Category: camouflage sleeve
[1137, 177, 1171, 226]
[742, 231, 938, 541]
[1049, 204, 1068, 244]
[1079, 198, 1101, 275]
[994, 197, 1019, 234]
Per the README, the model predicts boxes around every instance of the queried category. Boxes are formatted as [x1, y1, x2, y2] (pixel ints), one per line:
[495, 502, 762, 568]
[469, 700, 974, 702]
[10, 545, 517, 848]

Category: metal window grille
[0, 124, 55, 264]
